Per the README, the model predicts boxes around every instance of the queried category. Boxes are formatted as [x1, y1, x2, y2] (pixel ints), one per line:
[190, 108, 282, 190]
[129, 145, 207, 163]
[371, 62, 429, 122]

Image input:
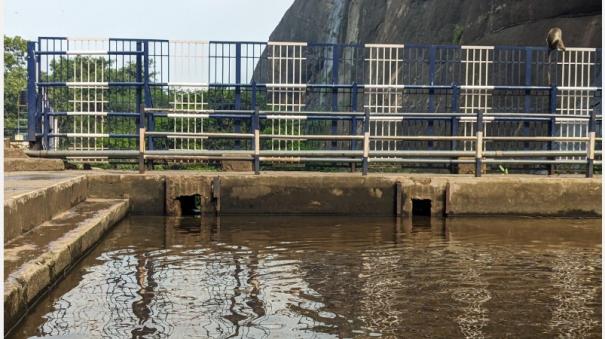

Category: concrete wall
[87, 174, 166, 215]
[83, 173, 602, 217]
[445, 177, 602, 216]
[219, 175, 396, 215]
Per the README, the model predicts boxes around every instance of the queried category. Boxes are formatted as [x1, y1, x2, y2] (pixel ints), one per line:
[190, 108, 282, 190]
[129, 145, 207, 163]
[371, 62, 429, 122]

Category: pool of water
[10, 215, 601, 338]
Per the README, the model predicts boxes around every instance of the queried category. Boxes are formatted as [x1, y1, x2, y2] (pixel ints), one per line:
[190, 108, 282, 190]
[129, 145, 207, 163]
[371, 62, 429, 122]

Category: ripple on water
[10, 216, 602, 339]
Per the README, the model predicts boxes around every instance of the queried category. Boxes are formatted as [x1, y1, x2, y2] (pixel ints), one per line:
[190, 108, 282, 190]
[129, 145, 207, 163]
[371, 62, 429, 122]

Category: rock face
[269, 0, 601, 47]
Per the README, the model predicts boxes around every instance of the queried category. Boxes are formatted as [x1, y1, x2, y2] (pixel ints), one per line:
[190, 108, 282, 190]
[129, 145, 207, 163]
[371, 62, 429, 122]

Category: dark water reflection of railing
[14, 216, 601, 339]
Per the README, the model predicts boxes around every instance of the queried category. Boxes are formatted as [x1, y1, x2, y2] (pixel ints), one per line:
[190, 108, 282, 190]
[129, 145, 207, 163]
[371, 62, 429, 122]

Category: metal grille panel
[267, 42, 306, 151]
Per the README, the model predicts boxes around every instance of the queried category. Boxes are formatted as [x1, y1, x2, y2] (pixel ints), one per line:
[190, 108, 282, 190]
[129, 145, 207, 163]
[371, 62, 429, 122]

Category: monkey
[546, 27, 566, 85]
[546, 27, 566, 57]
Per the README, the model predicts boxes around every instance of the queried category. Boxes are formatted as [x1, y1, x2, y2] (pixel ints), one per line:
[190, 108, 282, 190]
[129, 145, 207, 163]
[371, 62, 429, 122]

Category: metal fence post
[143, 41, 154, 152]
[450, 82, 460, 173]
[586, 109, 596, 178]
[136, 41, 143, 112]
[139, 40, 150, 174]
[251, 81, 260, 174]
[253, 106, 260, 175]
[138, 127, 146, 174]
[331, 44, 341, 150]
[235, 42, 242, 150]
[548, 84, 557, 175]
[362, 108, 370, 176]
[428, 46, 436, 113]
[475, 111, 484, 177]
[523, 47, 532, 150]
[26, 41, 37, 143]
[43, 108, 49, 149]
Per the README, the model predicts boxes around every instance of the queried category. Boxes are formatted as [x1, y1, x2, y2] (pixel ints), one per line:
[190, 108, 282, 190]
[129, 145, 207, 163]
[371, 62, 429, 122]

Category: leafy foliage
[4, 35, 28, 131]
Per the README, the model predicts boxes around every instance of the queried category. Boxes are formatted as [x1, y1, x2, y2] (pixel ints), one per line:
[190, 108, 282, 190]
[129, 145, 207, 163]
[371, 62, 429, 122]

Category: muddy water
[10, 216, 601, 338]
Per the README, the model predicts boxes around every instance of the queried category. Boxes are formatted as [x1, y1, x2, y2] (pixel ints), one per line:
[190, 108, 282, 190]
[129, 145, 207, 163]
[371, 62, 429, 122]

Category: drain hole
[412, 199, 432, 216]
[177, 194, 201, 215]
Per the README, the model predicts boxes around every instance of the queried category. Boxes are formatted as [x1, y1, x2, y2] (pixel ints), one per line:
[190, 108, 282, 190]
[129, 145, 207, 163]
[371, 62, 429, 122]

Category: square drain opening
[412, 199, 432, 216]
[177, 194, 201, 215]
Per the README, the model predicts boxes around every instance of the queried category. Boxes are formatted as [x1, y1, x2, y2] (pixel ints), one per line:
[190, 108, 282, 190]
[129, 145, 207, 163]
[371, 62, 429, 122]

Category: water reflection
[11, 216, 601, 339]
[549, 250, 600, 337]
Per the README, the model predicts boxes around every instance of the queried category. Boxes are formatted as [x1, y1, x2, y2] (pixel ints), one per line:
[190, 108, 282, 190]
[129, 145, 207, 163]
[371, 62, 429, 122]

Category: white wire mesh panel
[461, 46, 493, 150]
[169, 41, 209, 86]
[555, 48, 597, 159]
[165, 41, 209, 151]
[364, 44, 404, 153]
[64, 38, 110, 162]
[167, 86, 208, 150]
[267, 42, 306, 151]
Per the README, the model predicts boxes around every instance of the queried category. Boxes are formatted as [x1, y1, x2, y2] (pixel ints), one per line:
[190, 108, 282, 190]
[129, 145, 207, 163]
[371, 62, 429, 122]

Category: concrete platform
[4, 173, 88, 243]
[5, 171, 84, 200]
[4, 198, 129, 332]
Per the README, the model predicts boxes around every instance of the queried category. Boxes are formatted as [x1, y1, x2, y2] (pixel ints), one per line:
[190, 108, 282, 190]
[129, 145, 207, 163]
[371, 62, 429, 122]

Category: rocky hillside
[269, 0, 601, 47]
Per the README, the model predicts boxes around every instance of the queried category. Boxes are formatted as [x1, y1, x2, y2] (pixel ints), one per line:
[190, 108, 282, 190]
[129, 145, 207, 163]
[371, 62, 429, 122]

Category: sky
[4, 0, 295, 41]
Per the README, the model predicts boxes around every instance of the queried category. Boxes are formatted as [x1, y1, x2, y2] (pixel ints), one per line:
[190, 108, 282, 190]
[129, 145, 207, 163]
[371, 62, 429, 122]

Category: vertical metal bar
[362, 108, 370, 176]
[587, 109, 596, 177]
[523, 48, 532, 150]
[350, 82, 358, 172]
[143, 41, 154, 151]
[548, 84, 557, 174]
[428, 46, 436, 151]
[331, 45, 340, 149]
[235, 42, 242, 150]
[135, 40, 143, 131]
[252, 81, 260, 174]
[27, 41, 38, 143]
[43, 107, 50, 150]
[475, 110, 484, 177]
[428, 46, 436, 111]
[450, 82, 460, 173]
[524, 48, 532, 112]
[139, 40, 150, 172]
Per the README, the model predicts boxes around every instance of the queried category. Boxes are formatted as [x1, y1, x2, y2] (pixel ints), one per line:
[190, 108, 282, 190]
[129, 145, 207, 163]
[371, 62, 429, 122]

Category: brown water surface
[9, 216, 602, 338]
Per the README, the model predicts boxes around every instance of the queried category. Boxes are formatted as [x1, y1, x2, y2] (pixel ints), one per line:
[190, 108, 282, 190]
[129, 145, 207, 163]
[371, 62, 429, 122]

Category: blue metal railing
[25, 37, 602, 176]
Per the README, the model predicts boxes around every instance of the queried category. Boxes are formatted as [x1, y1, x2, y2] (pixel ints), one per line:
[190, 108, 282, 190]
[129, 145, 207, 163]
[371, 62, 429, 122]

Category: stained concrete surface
[5, 172, 83, 200]
[446, 177, 602, 216]
[4, 198, 129, 332]
[5, 158, 65, 172]
[5, 171, 602, 219]
[4, 174, 88, 243]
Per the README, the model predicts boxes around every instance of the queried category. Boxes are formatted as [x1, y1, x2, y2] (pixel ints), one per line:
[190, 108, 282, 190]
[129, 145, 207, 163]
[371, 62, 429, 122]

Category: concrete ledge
[82, 172, 602, 217]
[87, 174, 165, 215]
[6, 172, 602, 218]
[4, 175, 88, 243]
[445, 177, 602, 216]
[3, 198, 129, 332]
[5, 158, 64, 172]
[219, 175, 396, 215]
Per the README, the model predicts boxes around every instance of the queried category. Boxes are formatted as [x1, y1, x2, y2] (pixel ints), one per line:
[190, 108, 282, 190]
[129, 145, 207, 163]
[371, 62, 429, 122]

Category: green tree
[4, 35, 28, 131]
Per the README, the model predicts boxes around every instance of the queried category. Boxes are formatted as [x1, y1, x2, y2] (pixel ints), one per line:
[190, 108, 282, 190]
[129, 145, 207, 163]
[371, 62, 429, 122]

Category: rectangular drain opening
[177, 194, 201, 216]
[412, 199, 432, 216]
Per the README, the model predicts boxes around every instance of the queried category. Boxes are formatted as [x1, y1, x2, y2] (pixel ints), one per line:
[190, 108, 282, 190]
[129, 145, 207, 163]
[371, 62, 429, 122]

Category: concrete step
[4, 198, 129, 333]
[4, 174, 88, 243]
[5, 158, 64, 172]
